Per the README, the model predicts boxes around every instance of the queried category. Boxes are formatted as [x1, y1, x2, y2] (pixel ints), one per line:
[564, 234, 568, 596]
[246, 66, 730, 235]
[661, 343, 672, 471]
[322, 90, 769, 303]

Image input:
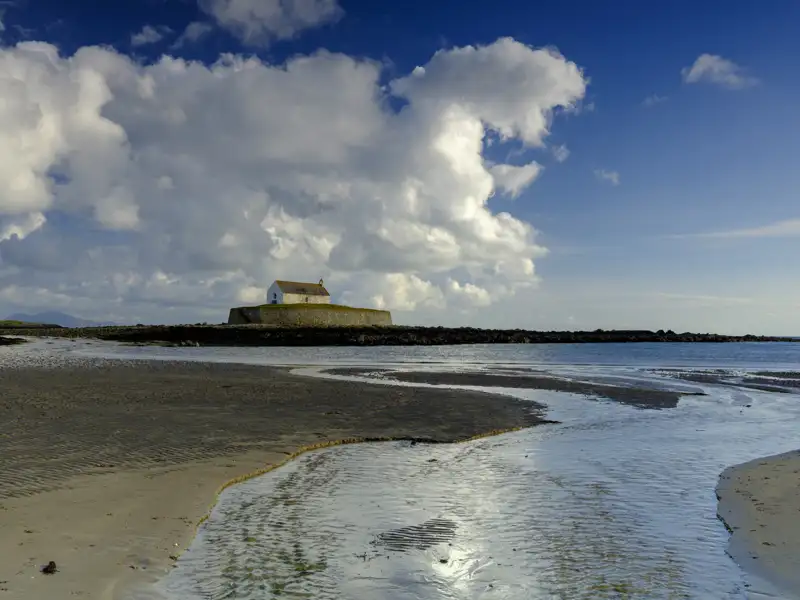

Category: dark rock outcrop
[0, 324, 794, 347]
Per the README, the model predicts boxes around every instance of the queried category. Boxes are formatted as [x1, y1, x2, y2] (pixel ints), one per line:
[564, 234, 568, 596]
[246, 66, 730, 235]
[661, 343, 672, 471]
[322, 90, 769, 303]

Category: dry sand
[717, 450, 800, 597]
[0, 360, 546, 600]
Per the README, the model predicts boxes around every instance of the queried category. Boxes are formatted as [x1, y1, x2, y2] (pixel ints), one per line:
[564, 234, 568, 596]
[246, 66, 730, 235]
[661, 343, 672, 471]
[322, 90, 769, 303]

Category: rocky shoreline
[0, 324, 795, 347]
[0, 336, 25, 346]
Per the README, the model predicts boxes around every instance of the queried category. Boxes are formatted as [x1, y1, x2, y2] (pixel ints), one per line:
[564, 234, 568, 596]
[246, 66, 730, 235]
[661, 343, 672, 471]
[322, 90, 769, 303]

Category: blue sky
[0, 0, 797, 333]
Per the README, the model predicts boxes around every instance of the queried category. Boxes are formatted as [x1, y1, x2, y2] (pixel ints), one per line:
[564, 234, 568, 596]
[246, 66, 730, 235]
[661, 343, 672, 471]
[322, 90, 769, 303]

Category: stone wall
[228, 303, 392, 327]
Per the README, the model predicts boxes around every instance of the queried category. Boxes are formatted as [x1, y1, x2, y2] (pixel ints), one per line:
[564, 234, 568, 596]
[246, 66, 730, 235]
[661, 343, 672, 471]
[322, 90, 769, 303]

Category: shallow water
[146, 378, 799, 600]
[57, 337, 800, 370]
[7, 339, 800, 598]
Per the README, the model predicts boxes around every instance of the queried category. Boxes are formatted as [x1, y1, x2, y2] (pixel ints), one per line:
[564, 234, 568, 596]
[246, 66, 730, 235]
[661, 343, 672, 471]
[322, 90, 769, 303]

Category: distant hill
[4, 311, 117, 328]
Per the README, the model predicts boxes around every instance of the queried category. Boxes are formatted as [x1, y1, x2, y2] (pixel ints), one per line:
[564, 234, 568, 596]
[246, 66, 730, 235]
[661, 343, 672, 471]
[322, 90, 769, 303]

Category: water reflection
[154, 375, 799, 599]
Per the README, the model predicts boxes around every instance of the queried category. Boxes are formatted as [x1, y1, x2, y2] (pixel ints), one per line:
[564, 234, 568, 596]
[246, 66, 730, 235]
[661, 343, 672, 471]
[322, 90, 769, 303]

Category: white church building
[266, 279, 331, 305]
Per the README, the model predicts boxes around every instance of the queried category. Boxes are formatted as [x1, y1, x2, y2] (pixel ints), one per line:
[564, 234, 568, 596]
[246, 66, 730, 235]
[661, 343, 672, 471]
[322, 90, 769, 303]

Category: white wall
[266, 281, 331, 305]
[266, 282, 284, 305]
[283, 292, 331, 305]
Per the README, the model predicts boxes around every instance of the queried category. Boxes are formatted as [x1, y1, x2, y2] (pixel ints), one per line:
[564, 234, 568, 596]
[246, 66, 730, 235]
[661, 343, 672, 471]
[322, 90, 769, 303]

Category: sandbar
[717, 450, 800, 597]
[326, 367, 703, 409]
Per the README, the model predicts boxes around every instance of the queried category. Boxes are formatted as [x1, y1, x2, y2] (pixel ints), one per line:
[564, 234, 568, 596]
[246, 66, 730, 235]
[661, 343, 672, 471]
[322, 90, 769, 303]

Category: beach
[717, 450, 800, 597]
[0, 359, 546, 600]
[3, 341, 800, 599]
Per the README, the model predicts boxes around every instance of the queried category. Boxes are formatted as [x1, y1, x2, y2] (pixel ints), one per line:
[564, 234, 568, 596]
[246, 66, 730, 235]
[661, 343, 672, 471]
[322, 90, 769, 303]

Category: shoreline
[325, 367, 706, 409]
[5, 346, 799, 598]
[716, 450, 800, 597]
[0, 324, 795, 346]
[0, 359, 548, 599]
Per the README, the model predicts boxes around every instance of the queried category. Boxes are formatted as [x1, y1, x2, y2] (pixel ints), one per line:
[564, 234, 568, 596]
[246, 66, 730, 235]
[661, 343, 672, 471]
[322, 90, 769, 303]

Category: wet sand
[0, 360, 548, 600]
[717, 450, 800, 597]
[327, 368, 704, 409]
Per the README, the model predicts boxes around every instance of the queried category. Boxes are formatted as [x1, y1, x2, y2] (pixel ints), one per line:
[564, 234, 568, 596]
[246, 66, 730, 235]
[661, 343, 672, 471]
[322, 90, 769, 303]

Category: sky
[0, 0, 798, 334]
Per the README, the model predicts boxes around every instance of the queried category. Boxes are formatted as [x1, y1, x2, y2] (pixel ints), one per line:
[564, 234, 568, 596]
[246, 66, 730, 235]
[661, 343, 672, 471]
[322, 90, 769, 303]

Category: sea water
[28, 339, 800, 598]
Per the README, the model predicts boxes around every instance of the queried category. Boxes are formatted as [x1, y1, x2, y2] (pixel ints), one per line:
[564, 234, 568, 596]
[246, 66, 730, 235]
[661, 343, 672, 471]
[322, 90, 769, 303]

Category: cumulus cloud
[0, 37, 586, 321]
[594, 169, 620, 186]
[199, 0, 342, 46]
[681, 54, 758, 89]
[490, 162, 542, 198]
[131, 25, 171, 46]
[391, 41, 585, 147]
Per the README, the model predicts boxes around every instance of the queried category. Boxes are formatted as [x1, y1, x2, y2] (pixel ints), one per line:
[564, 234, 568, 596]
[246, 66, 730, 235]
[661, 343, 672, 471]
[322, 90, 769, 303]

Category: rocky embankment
[0, 324, 795, 347]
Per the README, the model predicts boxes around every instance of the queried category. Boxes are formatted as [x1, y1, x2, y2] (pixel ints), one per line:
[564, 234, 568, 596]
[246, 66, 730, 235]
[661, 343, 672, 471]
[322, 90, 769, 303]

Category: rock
[41, 561, 57, 575]
[3, 324, 796, 347]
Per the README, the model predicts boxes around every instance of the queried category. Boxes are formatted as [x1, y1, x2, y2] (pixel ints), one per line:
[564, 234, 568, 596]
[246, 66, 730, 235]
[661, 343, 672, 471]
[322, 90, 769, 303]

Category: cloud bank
[0, 37, 586, 322]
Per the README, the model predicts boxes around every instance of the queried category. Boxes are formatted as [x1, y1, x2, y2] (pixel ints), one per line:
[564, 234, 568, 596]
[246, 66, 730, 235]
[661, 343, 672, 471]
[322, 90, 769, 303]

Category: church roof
[273, 280, 330, 296]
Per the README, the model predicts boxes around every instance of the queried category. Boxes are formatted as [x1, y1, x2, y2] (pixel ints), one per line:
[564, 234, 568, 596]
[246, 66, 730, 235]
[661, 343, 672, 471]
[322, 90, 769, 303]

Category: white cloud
[642, 94, 667, 107]
[552, 143, 569, 163]
[0, 211, 45, 242]
[594, 169, 619, 186]
[358, 274, 446, 312]
[131, 25, 171, 47]
[391, 40, 585, 147]
[236, 284, 266, 304]
[681, 54, 758, 89]
[490, 162, 542, 198]
[677, 219, 800, 239]
[199, 0, 342, 46]
[0, 37, 586, 320]
[446, 278, 492, 308]
[173, 21, 213, 47]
